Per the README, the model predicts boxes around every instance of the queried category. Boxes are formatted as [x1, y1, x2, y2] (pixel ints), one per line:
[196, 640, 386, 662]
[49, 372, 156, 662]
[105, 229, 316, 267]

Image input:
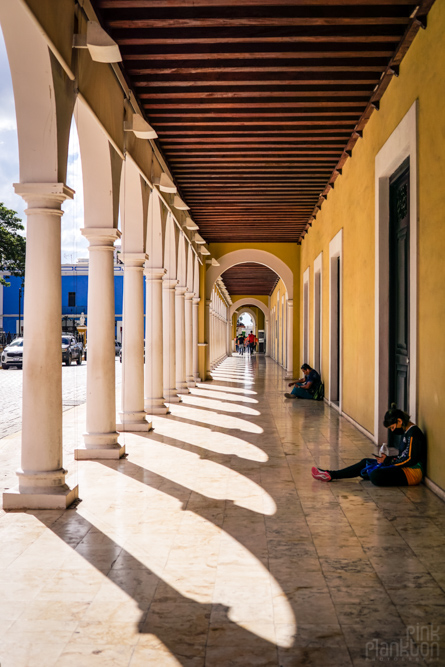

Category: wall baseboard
[424, 477, 445, 504]
[341, 410, 376, 444]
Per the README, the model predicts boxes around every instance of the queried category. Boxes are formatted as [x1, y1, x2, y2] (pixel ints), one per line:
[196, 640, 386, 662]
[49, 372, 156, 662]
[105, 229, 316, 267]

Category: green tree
[0, 203, 26, 286]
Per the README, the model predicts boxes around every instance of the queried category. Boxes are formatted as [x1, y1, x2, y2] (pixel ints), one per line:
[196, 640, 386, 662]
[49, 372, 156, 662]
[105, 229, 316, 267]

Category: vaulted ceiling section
[221, 263, 280, 295]
[94, 0, 434, 248]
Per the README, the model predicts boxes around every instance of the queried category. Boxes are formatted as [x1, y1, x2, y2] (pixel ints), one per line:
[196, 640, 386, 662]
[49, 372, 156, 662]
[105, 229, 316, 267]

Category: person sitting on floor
[285, 363, 321, 399]
[311, 403, 426, 487]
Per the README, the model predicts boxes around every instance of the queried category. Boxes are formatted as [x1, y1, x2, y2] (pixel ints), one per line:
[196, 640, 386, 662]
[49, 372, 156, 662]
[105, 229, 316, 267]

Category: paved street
[0, 359, 122, 439]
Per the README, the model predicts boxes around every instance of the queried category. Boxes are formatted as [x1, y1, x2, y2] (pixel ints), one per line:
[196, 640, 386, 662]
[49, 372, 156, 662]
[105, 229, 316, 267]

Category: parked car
[62, 336, 82, 366]
[1, 337, 24, 369]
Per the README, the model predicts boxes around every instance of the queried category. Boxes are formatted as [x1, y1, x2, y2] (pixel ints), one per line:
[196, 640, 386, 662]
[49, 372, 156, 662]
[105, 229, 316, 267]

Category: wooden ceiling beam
[99, 1, 417, 7]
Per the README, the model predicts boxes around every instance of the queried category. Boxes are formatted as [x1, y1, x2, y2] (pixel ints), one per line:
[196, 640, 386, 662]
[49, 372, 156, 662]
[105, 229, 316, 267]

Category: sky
[0, 28, 88, 262]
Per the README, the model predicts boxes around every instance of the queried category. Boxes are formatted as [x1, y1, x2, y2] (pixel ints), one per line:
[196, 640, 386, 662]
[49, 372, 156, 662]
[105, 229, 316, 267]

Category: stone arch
[146, 188, 165, 268]
[206, 249, 293, 300]
[0, 0, 75, 184]
[177, 233, 187, 287]
[230, 298, 270, 321]
[120, 157, 145, 254]
[235, 307, 257, 332]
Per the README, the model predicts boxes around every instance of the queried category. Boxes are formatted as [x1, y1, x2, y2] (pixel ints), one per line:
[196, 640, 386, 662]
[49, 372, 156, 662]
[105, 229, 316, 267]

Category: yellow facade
[298, 0, 445, 490]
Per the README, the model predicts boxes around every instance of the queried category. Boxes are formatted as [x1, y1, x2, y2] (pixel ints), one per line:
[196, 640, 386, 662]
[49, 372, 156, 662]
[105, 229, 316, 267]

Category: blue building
[0, 259, 127, 341]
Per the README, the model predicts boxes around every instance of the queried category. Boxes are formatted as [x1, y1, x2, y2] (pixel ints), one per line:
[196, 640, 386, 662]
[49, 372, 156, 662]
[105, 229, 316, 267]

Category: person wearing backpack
[285, 363, 322, 400]
[311, 404, 426, 486]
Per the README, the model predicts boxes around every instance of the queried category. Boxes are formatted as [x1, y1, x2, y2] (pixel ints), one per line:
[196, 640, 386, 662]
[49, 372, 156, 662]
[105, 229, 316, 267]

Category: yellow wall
[298, 0, 445, 489]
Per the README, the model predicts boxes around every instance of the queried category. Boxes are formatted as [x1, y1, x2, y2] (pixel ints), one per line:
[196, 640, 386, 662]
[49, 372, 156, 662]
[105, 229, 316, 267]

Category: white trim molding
[329, 229, 343, 413]
[374, 101, 418, 444]
[313, 252, 323, 376]
[303, 267, 310, 366]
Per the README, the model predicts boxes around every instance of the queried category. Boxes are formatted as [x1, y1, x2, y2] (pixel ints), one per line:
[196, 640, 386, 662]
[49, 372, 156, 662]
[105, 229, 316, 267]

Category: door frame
[313, 252, 323, 377]
[374, 101, 418, 444]
[329, 229, 343, 413]
[303, 267, 310, 365]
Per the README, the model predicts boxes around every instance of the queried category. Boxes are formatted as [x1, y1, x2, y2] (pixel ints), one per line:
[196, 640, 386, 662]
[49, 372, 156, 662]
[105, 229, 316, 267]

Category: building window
[68, 292, 76, 307]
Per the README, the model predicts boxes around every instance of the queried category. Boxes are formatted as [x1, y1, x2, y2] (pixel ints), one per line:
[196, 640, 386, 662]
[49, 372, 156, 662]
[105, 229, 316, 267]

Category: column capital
[185, 291, 195, 300]
[81, 227, 121, 247]
[175, 285, 188, 296]
[287, 299, 294, 308]
[193, 297, 201, 305]
[145, 267, 167, 280]
[14, 182, 75, 206]
[163, 278, 179, 290]
[120, 252, 148, 268]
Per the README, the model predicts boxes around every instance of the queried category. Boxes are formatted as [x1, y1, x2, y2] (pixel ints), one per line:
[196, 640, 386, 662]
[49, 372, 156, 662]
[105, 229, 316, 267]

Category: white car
[1, 338, 24, 369]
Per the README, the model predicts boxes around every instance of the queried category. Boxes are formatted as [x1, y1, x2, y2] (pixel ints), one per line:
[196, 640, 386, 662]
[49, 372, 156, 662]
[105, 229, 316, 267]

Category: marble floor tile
[1, 355, 445, 666]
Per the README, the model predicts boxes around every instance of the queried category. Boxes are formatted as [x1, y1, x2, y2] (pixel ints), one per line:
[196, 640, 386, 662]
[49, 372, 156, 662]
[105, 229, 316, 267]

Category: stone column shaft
[75, 228, 124, 460]
[3, 183, 78, 509]
[185, 293, 195, 387]
[175, 286, 189, 394]
[193, 297, 200, 382]
[118, 254, 151, 431]
[144, 268, 168, 414]
[163, 278, 180, 403]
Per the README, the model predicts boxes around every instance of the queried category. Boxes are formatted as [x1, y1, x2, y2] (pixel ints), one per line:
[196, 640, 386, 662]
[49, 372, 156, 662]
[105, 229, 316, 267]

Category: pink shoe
[311, 466, 332, 482]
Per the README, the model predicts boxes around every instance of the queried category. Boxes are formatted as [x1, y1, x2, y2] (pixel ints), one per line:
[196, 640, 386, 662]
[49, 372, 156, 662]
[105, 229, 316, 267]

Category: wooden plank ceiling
[93, 0, 433, 260]
[221, 262, 280, 295]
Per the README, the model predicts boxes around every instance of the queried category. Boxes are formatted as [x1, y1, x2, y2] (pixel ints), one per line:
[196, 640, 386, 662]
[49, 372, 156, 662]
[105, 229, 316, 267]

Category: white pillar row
[75, 228, 124, 460]
[185, 292, 195, 387]
[3, 183, 78, 510]
[193, 297, 201, 382]
[286, 299, 294, 379]
[175, 285, 189, 394]
[117, 253, 151, 432]
[265, 317, 270, 357]
[144, 268, 168, 414]
[163, 278, 181, 403]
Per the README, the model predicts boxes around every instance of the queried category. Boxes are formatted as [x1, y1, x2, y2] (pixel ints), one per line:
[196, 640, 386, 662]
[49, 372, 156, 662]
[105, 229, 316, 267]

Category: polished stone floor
[0, 355, 444, 666]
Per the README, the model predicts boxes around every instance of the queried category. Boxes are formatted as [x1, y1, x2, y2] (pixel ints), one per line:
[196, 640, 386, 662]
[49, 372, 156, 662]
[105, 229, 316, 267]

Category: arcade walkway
[0, 356, 444, 666]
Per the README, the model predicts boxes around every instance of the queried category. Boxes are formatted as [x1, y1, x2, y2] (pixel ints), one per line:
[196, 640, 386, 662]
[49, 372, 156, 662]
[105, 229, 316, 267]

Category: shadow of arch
[34, 509, 285, 665]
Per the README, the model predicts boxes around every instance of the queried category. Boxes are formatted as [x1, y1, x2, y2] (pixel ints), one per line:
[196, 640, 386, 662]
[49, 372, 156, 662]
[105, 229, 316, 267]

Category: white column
[4, 183, 78, 509]
[205, 298, 212, 379]
[117, 253, 151, 432]
[163, 278, 181, 403]
[175, 285, 189, 394]
[185, 292, 195, 387]
[193, 297, 200, 382]
[75, 228, 124, 460]
[286, 299, 294, 379]
[265, 317, 270, 357]
[144, 268, 168, 414]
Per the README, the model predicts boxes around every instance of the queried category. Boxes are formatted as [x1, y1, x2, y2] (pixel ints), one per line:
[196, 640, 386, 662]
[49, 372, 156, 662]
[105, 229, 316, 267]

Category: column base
[163, 392, 182, 403]
[116, 412, 153, 432]
[75, 432, 125, 460]
[285, 371, 294, 379]
[3, 484, 79, 510]
[194, 375, 202, 383]
[144, 400, 169, 415]
[176, 382, 190, 395]
[187, 377, 196, 388]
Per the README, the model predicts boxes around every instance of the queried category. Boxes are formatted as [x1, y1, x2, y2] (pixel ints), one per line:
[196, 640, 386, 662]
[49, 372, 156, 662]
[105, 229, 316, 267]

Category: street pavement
[0, 359, 122, 439]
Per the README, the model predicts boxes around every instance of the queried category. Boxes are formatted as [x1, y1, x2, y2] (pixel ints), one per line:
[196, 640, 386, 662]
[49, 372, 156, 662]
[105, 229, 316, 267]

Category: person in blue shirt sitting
[285, 363, 321, 400]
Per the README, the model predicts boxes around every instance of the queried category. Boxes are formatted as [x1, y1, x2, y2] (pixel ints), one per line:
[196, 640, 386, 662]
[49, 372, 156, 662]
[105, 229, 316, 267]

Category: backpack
[313, 382, 324, 401]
